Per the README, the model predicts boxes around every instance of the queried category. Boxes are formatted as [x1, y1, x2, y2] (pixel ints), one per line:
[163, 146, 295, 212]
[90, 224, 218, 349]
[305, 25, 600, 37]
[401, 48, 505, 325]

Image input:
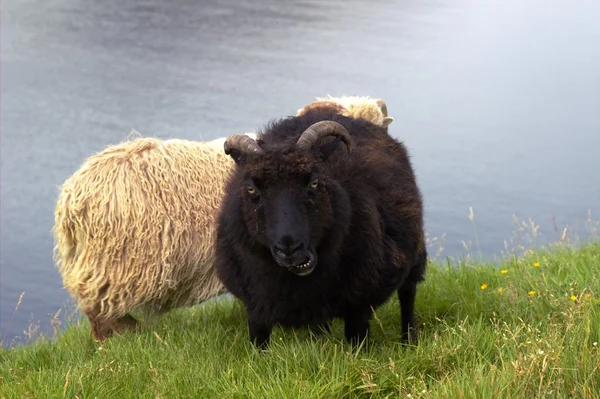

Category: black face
[241, 157, 333, 276]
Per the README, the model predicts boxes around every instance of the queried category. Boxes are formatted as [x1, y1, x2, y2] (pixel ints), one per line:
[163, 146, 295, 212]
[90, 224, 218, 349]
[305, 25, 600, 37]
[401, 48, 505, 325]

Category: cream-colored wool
[296, 95, 394, 128]
[53, 137, 238, 321]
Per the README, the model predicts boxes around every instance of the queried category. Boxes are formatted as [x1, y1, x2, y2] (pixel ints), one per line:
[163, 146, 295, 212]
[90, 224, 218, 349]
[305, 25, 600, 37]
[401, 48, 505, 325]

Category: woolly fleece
[296, 95, 394, 127]
[53, 137, 235, 320]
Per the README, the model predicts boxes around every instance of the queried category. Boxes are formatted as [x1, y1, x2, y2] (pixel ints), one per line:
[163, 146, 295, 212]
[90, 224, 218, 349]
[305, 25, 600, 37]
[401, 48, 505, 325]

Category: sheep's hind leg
[397, 280, 417, 343]
[398, 249, 427, 344]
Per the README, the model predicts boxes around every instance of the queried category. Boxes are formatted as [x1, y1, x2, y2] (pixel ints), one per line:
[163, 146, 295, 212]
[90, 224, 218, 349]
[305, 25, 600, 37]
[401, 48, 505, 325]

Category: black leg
[398, 280, 417, 343]
[343, 307, 372, 346]
[247, 315, 272, 349]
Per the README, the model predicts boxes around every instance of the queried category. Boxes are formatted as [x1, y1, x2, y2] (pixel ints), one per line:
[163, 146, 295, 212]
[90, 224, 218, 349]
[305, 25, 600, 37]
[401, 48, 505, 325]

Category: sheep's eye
[309, 179, 319, 189]
[247, 186, 257, 195]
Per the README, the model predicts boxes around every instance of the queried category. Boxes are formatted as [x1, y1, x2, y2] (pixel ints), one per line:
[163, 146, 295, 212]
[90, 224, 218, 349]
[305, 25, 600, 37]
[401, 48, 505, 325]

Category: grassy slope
[1, 243, 599, 398]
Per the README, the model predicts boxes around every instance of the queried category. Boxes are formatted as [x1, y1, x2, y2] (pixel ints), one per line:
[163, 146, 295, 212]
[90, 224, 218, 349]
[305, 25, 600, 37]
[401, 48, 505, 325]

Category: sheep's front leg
[247, 313, 272, 349]
[110, 314, 139, 335]
[343, 306, 372, 346]
[84, 309, 113, 342]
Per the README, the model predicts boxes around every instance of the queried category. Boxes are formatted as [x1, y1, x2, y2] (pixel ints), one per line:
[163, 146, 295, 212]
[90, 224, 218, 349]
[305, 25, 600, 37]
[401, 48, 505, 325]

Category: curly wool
[296, 95, 393, 127]
[53, 137, 237, 320]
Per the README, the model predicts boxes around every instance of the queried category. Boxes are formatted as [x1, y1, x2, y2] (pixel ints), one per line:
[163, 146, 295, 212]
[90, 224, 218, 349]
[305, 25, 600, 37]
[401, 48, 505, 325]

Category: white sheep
[53, 133, 254, 341]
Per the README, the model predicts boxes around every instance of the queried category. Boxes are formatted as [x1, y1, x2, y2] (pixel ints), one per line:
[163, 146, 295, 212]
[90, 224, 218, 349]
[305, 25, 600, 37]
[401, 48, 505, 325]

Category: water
[1, 0, 599, 347]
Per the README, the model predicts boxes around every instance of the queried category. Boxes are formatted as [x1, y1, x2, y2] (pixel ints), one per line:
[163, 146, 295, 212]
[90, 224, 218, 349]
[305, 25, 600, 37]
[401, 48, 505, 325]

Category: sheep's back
[53, 138, 232, 319]
[317, 95, 385, 126]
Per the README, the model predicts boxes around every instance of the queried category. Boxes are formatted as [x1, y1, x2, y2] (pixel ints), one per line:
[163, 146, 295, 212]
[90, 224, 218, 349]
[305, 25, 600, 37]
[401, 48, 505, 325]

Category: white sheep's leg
[84, 308, 138, 341]
[110, 314, 139, 336]
[84, 308, 114, 342]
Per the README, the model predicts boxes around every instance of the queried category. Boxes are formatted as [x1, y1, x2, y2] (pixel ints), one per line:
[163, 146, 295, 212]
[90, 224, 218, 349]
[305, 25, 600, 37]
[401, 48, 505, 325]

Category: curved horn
[224, 134, 264, 156]
[296, 121, 352, 153]
[375, 99, 388, 117]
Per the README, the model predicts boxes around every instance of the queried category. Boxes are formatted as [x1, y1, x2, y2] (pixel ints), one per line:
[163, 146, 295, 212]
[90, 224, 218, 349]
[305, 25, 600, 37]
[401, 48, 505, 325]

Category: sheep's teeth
[294, 260, 311, 269]
[291, 258, 313, 270]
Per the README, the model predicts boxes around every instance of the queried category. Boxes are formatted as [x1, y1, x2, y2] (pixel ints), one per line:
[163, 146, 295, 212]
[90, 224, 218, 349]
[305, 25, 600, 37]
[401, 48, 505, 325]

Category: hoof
[401, 325, 420, 345]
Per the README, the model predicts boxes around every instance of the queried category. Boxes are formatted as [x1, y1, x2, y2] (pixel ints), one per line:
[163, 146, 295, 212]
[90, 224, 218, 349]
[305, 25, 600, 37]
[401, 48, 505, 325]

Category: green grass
[1, 242, 599, 398]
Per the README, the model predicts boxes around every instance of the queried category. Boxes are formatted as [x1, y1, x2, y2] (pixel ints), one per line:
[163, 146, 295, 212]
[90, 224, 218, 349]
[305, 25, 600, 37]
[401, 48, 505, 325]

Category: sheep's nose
[273, 236, 304, 259]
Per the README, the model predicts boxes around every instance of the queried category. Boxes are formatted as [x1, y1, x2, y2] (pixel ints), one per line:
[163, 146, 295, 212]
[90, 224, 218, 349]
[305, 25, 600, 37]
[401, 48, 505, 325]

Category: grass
[1, 241, 599, 398]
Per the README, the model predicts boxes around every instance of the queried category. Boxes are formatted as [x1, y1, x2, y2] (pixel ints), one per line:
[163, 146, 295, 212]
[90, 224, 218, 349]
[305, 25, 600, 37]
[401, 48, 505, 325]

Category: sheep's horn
[224, 135, 264, 156]
[296, 121, 352, 153]
[375, 99, 388, 117]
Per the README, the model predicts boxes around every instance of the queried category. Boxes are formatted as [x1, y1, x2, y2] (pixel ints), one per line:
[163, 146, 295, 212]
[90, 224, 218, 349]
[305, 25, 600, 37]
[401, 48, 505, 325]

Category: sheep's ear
[318, 136, 342, 161]
[382, 117, 394, 128]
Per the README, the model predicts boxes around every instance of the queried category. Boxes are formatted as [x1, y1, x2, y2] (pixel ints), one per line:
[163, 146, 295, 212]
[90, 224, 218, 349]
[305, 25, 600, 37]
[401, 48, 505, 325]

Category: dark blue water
[2, 0, 599, 347]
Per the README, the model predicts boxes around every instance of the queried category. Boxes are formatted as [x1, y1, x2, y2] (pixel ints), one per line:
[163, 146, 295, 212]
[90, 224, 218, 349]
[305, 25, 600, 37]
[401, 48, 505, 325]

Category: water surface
[2, 0, 599, 347]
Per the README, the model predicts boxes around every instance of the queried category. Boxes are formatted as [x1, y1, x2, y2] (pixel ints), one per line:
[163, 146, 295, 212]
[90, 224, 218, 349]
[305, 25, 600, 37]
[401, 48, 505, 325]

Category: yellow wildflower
[500, 269, 509, 275]
[528, 290, 536, 296]
[481, 283, 488, 290]
[533, 262, 540, 267]
[585, 293, 592, 301]
[497, 288, 504, 293]
[570, 295, 577, 302]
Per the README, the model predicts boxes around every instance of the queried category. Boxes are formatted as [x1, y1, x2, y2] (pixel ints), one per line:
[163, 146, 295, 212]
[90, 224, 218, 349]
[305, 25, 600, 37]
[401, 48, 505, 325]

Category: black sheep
[215, 111, 427, 348]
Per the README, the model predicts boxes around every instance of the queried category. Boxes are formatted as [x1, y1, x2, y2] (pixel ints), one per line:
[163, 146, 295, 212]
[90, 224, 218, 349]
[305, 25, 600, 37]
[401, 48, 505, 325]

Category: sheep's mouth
[286, 252, 317, 276]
